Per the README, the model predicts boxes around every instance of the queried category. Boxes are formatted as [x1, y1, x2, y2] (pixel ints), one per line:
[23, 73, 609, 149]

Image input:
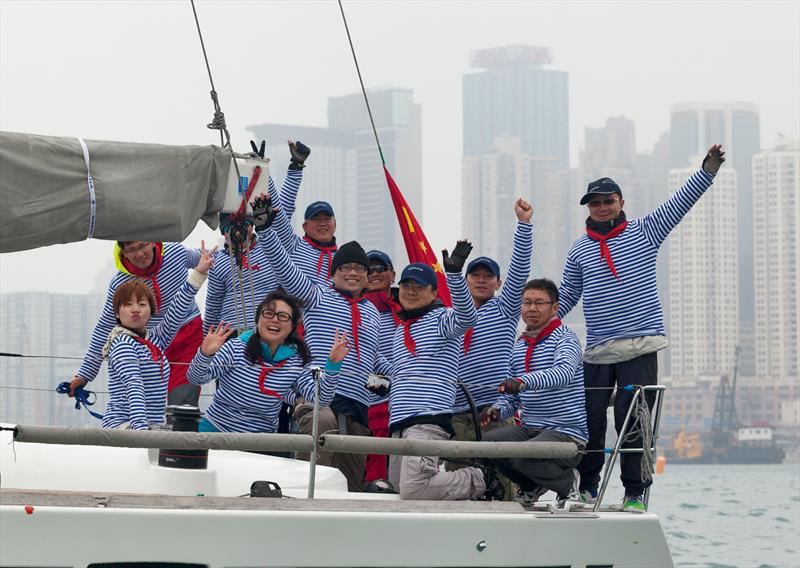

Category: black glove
[365, 375, 391, 397]
[498, 378, 524, 395]
[249, 139, 266, 159]
[441, 240, 473, 273]
[702, 145, 726, 175]
[479, 406, 500, 428]
[250, 194, 277, 232]
[289, 140, 311, 170]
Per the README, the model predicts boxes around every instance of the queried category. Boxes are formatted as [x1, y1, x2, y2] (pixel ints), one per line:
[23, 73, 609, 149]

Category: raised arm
[640, 145, 723, 248]
[74, 275, 122, 384]
[202, 251, 227, 335]
[295, 328, 347, 404]
[268, 175, 301, 254]
[438, 241, 479, 338]
[187, 326, 236, 386]
[182, 243, 202, 269]
[497, 199, 534, 319]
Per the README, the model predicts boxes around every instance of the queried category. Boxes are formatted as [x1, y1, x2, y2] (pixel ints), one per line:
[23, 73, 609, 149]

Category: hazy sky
[1, 0, 798, 294]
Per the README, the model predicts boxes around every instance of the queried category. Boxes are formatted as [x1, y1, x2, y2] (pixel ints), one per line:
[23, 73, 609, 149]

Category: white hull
[0, 428, 673, 567]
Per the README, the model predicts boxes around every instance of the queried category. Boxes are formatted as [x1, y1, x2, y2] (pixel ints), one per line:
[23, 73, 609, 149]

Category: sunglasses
[587, 198, 620, 207]
[369, 265, 392, 274]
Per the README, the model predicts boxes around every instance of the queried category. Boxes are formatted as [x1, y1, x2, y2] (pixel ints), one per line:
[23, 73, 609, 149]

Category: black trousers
[484, 425, 582, 498]
[577, 351, 657, 496]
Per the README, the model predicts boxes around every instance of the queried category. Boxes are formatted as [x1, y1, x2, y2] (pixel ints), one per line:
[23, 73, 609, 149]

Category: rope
[621, 387, 655, 484]
[337, 0, 385, 166]
[55, 382, 103, 420]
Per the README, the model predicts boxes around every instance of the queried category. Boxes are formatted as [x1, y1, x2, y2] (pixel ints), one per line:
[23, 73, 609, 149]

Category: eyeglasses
[522, 300, 555, 308]
[122, 243, 152, 256]
[587, 198, 620, 207]
[369, 265, 391, 274]
[338, 264, 367, 274]
[260, 310, 292, 322]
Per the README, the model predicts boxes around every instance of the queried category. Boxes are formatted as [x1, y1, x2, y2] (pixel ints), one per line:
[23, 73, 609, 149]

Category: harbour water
[604, 462, 800, 568]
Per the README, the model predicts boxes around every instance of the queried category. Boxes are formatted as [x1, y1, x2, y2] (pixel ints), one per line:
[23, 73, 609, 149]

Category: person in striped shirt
[101, 244, 215, 430]
[69, 239, 206, 406]
[362, 249, 401, 488]
[251, 193, 390, 491]
[559, 145, 726, 512]
[481, 278, 587, 506]
[383, 252, 499, 501]
[187, 290, 349, 434]
[448, 198, 533, 489]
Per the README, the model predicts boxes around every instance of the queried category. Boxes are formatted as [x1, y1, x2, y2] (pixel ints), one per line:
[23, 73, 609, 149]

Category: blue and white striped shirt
[388, 273, 478, 429]
[455, 221, 532, 412]
[494, 324, 587, 441]
[187, 339, 338, 433]
[77, 243, 201, 381]
[258, 229, 389, 408]
[102, 280, 202, 430]
[559, 169, 715, 348]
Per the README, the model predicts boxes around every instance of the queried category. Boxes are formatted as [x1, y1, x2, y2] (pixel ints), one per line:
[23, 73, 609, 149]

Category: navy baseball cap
[466, 256, 501, 278]
[399, 263, 438, 288]
[367, 250, 394, 269]
[580, 178, 623, 205]
[304, 201, 335, 220]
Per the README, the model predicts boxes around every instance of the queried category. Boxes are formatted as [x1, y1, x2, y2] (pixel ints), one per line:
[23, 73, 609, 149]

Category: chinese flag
[384, 166, 452, 306]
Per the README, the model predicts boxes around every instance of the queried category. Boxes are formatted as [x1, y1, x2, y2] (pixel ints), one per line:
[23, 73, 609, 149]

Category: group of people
[69, 140, 726, 510]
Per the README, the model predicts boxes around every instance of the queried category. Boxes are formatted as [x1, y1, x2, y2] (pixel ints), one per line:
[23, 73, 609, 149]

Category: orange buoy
[655, 455, 666, 474]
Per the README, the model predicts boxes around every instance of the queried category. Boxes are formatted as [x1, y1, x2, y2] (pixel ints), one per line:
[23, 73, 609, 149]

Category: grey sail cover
[0, 131, 231, 253]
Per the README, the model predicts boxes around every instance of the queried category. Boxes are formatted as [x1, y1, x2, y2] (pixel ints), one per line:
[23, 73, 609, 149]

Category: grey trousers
[295, 402, 370, 492]
[388, 424, 486, 501]
[483, 425, 583, 498]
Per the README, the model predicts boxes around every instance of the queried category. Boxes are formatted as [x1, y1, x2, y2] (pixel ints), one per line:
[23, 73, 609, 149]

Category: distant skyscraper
[668, 166, 739, 382]
[249, 88, 422, 265]
[753, 139, 799, 384]
[463, 45, 569, 168]
[462, 136, 569, 281]
[669, 102, 760, 337]
[581, 115, 636, 173]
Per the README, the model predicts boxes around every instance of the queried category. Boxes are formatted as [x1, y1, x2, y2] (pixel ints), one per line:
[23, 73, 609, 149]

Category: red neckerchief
[402, 317, 421, 356]
[241, 250, 260, 271]
[336, 291, 363, 361]
[523, 318, 562, 372]
[257, 358, 288, 399]
[463, 328, 474, 354]
[121, 243, 165, 312]
[302, 236, 337, 278]
[364, 290, 402, 326]
[585, 222, 628, 279]
[132, 335, 165, 380]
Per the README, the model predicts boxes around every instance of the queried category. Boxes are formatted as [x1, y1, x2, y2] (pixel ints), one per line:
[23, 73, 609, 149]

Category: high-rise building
[669, 103, 760, 358]
[249, 88, 422, 265]
[753, 139, 799, 385]
[668, 165, 739, 383]
[463, 45, 569, 168]
[462, 136, 570, 282]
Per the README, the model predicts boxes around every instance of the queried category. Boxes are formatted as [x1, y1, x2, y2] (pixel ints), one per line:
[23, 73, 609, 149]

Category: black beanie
[331, 241, 369, 274]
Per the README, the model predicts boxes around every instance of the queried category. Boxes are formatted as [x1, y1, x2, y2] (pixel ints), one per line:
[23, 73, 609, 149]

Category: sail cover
[0, 131, 231, 253]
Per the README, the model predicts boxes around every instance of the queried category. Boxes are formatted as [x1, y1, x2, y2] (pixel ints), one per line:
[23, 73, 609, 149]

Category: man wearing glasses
[254, 197, 390, 491]
[69, 240, 204, 405]
[558, 145, 725, 512]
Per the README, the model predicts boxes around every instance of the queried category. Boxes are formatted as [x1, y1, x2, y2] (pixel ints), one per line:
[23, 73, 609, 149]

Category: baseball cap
[304, 201, 335, 220]
[466, 256, 501, 278]
[579, 178, 623, 205]
[399, 263, 438, 289]
[367, 250, 394, 270]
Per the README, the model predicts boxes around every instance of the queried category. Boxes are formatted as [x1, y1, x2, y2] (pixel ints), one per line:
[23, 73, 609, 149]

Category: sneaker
[515, 486, 548, 508]
[580, 488, 598, 504]
[622, 494, 646, 513]
[362, 479, 396, 494]
[476, 464, 505, 501]
[556, 469, 585, 510]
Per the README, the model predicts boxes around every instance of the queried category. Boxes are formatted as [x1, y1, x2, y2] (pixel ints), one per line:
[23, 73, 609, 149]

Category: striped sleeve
[437, 272, 478, 338]
[494, 357, 520, 420]
[183, 245, 201, 269]
[640, 169, 715, 247]
[295, 360, 340, 406]
[374, 352, 393, 377]
[108, 340, 148, 430]
[203, 252, 227, 334]
[187, 342, 234, 385]
[279, 168, 303, 222]
[557, 250, 583, 319]
[497, 220, 533, 319]
[269, 176, 301, 254]
[518, 335, 583, 391]
[151, 280, 202, 350]
[258, 229, 320, 309]
[76, 276, 121, 381]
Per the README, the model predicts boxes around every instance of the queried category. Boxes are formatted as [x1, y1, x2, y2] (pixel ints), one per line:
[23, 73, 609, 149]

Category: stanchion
[307, 366, 322, 499]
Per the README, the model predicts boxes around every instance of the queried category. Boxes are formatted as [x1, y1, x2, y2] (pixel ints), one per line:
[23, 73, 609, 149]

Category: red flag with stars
[384, 166, 452, 306]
